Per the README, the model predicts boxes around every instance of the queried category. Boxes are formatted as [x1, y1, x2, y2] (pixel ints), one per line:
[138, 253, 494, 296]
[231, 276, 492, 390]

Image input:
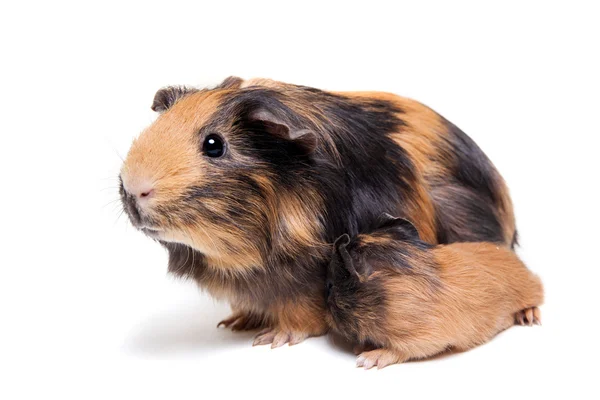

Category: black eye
[203, 134, 225, 158]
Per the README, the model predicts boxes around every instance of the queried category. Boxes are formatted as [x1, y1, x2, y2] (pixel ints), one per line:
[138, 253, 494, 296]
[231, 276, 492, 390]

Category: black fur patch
[444, 119, 501, 206]
[430, 119, 507, 244]
[432, 185, 504, 244]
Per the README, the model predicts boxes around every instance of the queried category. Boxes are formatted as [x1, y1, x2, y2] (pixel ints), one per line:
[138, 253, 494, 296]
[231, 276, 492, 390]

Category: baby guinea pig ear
[151, 86, 198, 112]
[333, 233, 352, 255]
[249, 109, 317, 154]
[376, 213, 421, 241]
[333, 234, 371, 281]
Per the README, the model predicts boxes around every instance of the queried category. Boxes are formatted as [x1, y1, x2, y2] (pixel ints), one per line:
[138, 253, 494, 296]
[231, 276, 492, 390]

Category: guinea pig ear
[151, 86, 197, 112]
[249, 109, 317, 154]
[333, 234, 370, 281]
[333, 233, 352, 255]
[376, 213, 421, 241]
[216, 76, 243, 89]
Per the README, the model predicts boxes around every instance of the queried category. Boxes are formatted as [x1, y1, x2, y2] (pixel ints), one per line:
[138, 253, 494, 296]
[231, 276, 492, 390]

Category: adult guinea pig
[119, 76, 516, 347]
[326, 214, 543, 369]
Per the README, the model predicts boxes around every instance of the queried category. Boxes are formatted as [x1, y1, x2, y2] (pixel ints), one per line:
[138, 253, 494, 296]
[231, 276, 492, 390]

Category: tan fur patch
[271, 296, 329, 336]
[378, 243, 543, 359]
[274, 190, 326, 252]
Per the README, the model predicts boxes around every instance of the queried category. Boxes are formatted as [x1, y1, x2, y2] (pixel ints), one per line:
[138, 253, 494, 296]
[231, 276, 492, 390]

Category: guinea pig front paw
[252, 327, 309, 348]
[356, 349, 408, 370]
[515, 306, 542, 326]
[217, 311, 267, 331]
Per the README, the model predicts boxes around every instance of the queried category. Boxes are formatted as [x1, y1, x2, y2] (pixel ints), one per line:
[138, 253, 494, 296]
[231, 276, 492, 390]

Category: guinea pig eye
[202, 134, 225, 158]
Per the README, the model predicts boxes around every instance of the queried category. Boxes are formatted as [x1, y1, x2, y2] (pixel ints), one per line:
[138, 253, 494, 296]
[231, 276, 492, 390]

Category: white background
[1, 1, 599, 399]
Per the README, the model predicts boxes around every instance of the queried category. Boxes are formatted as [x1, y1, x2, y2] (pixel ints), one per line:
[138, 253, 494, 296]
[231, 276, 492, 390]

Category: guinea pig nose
[139, 188, 154, 199]
[133, 186, 154, 202]
[121, 177, 155, 202]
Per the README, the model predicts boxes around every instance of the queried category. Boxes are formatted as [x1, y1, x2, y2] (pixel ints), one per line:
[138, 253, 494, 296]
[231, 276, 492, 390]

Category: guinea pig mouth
[120, 187, 162, 234]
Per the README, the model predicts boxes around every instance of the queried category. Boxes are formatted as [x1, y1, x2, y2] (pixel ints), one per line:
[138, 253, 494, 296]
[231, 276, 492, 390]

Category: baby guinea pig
[326, 213, 544, 369]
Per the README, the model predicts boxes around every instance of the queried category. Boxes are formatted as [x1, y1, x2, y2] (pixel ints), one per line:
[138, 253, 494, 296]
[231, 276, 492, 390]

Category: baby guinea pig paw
[217, 311, 267, 332]
[515, 306, 542, 326]
[356, 349, 408, 370]
[252, 327, 309, 348]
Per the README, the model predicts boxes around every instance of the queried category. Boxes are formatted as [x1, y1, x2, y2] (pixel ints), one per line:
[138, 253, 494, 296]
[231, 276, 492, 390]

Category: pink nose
[122, 178, 155, 201]
[139, 188, 154, 199]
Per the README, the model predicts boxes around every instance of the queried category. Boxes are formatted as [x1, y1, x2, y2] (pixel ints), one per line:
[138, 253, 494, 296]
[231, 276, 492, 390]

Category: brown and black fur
[327, 214, 543, 368]
[119, 77, 516, 346]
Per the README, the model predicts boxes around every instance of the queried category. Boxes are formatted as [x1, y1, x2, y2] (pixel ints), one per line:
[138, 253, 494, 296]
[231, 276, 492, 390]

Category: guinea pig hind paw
[515, 307, 542, 326]
[356, 349, 406, 370]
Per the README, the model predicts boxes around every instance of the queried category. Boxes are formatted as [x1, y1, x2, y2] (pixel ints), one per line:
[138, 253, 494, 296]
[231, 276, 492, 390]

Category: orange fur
[366, 243, 543, 366]
[272, 297, 329, 335]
